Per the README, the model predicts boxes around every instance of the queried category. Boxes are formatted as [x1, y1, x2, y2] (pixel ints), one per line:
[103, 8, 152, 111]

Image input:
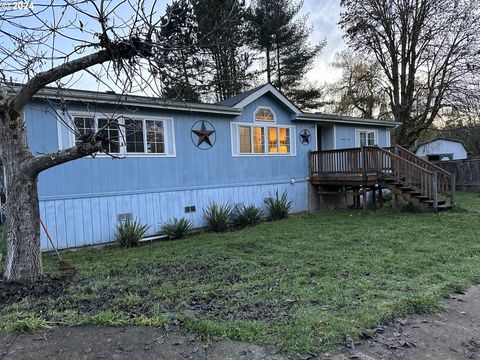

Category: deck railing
[309, 145, 455, 207]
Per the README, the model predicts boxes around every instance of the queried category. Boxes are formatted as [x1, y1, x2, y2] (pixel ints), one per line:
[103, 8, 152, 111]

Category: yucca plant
[203, 202, 233, 232]
[160, 217, 193, 239]
[264, 190, 292, 221]
[233, 204, 264, 227]
[114, 220, 149, 248]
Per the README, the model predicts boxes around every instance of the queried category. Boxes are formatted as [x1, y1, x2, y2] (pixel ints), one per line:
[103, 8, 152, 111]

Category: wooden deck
[308, 145, 456, 211]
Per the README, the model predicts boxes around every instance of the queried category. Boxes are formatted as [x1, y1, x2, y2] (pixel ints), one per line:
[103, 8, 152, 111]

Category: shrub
[114, 220, 149, 248]
[203, 202, 233, 232]
[264, 190, 292, 221]
[0, 227, 6, 262]
[160, 217, 193, 239]
[233, 204, 264, 227]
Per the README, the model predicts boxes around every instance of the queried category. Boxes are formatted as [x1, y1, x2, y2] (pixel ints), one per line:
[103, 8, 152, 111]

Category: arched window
[254, 107, 275, 122]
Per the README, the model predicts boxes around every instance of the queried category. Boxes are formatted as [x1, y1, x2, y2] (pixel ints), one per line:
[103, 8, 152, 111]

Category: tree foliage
[328, 50, 390, 119]
[247, 0, 325, 109]
[340, 0, 480, 146]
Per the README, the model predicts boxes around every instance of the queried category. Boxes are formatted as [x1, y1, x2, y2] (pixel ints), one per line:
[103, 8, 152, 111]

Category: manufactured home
[9, 83, 455, 250]
[416, 138, 468, 161]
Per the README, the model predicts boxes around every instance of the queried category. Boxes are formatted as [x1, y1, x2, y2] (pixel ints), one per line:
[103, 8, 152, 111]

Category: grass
[1, 192, 480, 355]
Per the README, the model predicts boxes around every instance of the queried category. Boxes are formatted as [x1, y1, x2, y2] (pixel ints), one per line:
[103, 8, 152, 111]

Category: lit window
[125, 118, 145, 153]
[254, 107, 275, 122]
[98, 118, 120, 153]
[253, 127, 264, 153]
[268, 127, 278, 153]
[239, 126, 252, 153]
[279, 128, 290, 154]
[73, 117, 94, 145]
[146, 120, 165, 154]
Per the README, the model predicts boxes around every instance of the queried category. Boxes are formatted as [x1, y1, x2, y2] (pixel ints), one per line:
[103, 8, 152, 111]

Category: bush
[114, 220, 149, 248]
[0, 227, 6, 262]
[264, 190, 292, 221]
[203, 202, 233, 232]
[233, 204, 264, 227]
[160, 217, 193, 239]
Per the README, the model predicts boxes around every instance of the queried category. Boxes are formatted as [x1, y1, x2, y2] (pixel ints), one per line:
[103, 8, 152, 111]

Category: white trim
[355, 128, 379, 147]
[67, 112, 176, 158]
[386, 129, 391, 147]
[314, 123, 318, 151]
[253, 106, 276, 123]
[56, 112, 63, 150]
[235, 84, 301, 114]
[333, 125, 337, 149]
[231, 121, 296, 157]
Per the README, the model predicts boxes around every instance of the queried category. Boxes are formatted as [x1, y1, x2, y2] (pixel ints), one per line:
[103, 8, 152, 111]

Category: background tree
[194, 0, 253, 102]
[159, 0, 205, 102]
[340, 0, 480, 146]
[0, 0, 234, 282]
[328, 50, 390, 118]
[247, 0, 325, 109]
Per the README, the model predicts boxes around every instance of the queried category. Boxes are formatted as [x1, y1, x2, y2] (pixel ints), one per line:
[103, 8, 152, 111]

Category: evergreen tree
[247, 0, 325, 109]
[159, 0, 204, 102]
[194, 0, 254, 102]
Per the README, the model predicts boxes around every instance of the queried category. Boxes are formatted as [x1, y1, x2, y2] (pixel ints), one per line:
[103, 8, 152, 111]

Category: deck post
[451, 172, 456, 206]
[378, 185, 384, 208]
[392, 192, 398, 209]
[432, 172, 438, 212]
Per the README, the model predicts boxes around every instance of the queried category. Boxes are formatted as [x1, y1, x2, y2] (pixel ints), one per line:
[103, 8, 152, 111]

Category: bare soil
[330, 285, 480, 360]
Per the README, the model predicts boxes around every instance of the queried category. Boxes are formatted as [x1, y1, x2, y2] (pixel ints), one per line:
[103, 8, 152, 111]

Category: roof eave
[30, 88, 242, 116]
[295, 114, 400, 127]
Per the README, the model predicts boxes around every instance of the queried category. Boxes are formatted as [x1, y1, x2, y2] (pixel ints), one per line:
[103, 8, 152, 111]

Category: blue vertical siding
[25, 94, 391, 250]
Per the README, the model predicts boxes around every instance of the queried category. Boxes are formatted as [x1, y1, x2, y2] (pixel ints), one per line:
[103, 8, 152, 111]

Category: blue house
[20, 83, 408, 250]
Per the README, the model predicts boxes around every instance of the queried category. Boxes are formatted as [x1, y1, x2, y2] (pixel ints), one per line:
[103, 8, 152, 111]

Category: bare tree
[0, 0, 227, 282]
[340, 0, 480, 146]
[328, 50, 390, 119]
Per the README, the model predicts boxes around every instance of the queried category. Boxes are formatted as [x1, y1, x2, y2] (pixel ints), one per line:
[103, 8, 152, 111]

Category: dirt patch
[0, 326, 287, 360]
[331, 285, 480, 360]
[0, 273, 74, 310]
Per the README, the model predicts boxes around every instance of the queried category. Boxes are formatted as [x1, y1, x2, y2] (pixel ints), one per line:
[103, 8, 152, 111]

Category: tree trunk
[3, 166, 42, 282]
[0, 101, 42, 282]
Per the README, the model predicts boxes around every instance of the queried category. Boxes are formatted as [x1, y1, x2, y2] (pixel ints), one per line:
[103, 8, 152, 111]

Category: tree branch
[25, 141, 104, 175]
[12, 49, 112, 112]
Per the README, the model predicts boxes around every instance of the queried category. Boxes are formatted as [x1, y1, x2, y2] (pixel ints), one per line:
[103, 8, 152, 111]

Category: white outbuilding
[415, 138, 468, 161]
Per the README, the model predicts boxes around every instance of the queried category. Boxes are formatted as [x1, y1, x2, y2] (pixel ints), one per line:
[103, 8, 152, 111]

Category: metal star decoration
[300, 129, 311, 145]
[191, 120, 216, 149]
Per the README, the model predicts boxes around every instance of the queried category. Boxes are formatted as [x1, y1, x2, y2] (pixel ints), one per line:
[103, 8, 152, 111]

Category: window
[98, 118, 120, 153]
[73, 117, 94, 145]
[254, 107, 275, 122]
[125, 118, 145, 153]
[146, 120, 165, 154]
[71, 115, 174, 156]
[357, 129, 377, 147]
[235, 123, 294, 156]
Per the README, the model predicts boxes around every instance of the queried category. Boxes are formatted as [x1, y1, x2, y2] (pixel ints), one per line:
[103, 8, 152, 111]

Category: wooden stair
[309, 145, 456, 212]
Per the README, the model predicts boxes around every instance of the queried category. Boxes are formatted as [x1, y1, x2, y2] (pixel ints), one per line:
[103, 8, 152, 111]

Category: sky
[2, 0, 347, 91]
[301, 0, 345, 85]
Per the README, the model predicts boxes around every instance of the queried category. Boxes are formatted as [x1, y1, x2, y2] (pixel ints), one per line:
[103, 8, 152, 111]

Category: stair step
[421, 199, 446, 206]
[437, 204, 453, 211]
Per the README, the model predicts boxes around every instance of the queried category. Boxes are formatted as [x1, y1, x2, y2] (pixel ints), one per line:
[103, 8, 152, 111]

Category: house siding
[26, 95, 315, 250]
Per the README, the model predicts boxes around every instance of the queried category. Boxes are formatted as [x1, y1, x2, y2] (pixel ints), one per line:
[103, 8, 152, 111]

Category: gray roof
[217, 84, 267, 107]
[295, 112, 400, 127]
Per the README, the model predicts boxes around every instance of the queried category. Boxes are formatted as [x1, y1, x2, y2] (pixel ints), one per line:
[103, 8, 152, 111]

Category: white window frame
[355, 128, 378, 147]
[67, 112, 176, 157]
[253, 106, 276, 123]
[231, 122, 296, 157]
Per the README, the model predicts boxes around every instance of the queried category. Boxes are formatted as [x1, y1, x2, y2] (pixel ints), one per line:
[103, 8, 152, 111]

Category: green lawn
[1, 192, 480, 355]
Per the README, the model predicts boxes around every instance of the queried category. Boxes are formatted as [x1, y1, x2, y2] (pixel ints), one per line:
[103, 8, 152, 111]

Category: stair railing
[367, 147, 437, 206]
[394, 145, 455, 205]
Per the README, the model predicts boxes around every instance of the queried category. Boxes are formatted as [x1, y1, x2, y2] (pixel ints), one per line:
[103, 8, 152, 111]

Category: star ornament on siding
[300, 129, 311, 145]
[191, 120, 216, 150]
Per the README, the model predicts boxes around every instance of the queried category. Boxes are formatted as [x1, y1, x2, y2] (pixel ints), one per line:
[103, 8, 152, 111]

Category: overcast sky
[302, 0, 345, 84]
